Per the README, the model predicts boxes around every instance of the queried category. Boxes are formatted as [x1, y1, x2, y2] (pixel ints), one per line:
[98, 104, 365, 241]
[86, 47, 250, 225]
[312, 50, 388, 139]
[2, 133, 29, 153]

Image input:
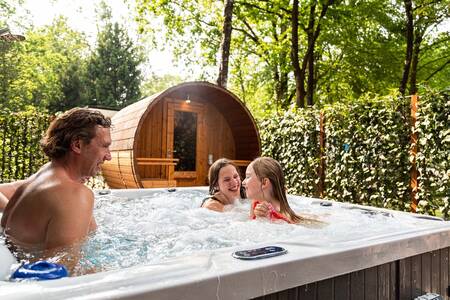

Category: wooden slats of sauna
[109, 95, 156, 152]
[101, 82, 261, 189]
[136, 157, 179, 188]
[231, 160, 252, 167]
[181, 85, 260, 160]
[101, 150, 140, 188]
[102, 94, 159, 188]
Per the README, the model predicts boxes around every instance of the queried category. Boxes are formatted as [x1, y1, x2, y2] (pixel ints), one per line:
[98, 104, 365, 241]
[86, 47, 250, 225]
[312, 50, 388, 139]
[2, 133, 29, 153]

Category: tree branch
[313, 0, 333, 42]
[413, 0, 444, 11]
[424, 59, 450, 81]
[235, 0, 290, 17]
[420, 35, 450, 53]
[418, 53, 450, 71]
[232, 25, 259, 44]
[241, 19, 261, 44]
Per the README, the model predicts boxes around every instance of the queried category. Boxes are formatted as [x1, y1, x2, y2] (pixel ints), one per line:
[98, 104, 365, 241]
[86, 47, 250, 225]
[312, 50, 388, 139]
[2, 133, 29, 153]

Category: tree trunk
[292, 0, 332, 107]
[301, 2, 317, 107]
[274, 22, 289, 109]
[273, 65, 289, 110]
[306, 8, 315, 106]
[291, 0, 305, 108]
[279, 70, 289, 108]
[399, 0, 413, 95]
[217, 0, 234, 88]
[409, 34, 423, 95]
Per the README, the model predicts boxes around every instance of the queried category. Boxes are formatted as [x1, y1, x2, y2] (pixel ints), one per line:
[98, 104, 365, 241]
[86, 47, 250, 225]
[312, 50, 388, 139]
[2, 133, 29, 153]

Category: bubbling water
[76, 189, 442, 274]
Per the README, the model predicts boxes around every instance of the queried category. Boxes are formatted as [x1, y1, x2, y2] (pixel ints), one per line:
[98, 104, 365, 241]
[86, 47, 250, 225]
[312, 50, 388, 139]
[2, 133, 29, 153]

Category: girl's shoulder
[201, 197, 225, 212]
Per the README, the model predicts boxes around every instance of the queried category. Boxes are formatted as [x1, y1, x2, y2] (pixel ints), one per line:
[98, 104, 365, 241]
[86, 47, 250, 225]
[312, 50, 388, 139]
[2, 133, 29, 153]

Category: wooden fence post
[318, 111, 326, 198]
[410, 95, 418, 212]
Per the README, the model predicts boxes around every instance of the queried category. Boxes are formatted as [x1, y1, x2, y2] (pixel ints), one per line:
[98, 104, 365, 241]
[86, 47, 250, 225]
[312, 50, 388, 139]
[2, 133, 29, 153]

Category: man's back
[2, 163, 96, 251]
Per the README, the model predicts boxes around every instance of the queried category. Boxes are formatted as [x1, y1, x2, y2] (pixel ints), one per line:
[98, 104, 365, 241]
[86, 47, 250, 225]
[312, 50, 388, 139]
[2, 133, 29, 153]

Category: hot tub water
[75, 188, 442, 274]
[1, 187, 450, 300]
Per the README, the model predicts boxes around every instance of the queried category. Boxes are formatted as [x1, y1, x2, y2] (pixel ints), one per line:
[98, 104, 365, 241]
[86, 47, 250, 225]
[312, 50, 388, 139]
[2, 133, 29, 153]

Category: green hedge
[415, 91, 450, 217]
[260, 108, 321, 196]
[323, 94, 410, 211]
[0, 108, 50, 182]
[260, 90, 449, 216]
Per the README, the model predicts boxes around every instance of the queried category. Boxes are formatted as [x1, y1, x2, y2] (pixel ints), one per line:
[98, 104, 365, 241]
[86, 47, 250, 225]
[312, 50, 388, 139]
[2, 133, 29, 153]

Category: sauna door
[166, 100, 206, 186]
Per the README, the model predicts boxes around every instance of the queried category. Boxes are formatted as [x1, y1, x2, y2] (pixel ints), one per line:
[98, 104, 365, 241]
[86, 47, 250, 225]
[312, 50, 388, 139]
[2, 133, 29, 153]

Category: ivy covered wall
[260, 108, 321, 197]
[0, 108, 50, 182]
[260, 90, 449, 217]
[415, 91, 450, 216]
[323, 95, 411, 211]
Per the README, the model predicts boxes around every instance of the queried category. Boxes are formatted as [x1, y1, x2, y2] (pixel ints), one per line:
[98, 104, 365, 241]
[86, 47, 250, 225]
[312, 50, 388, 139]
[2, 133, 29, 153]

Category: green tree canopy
[134, 0, 450, 118]
[0, 17, 89, 113]
[84, 4, 143, 109]
[140, 73, 184, 96]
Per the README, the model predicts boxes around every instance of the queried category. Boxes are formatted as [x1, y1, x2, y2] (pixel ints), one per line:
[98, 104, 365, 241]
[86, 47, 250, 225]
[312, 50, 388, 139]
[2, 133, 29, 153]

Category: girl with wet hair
[201, 158, 246, 212]
[243, 157, 319, 224]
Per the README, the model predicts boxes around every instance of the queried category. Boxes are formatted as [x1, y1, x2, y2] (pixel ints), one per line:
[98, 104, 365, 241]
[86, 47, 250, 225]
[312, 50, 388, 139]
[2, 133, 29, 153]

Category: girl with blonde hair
[243, 157, 318, 224]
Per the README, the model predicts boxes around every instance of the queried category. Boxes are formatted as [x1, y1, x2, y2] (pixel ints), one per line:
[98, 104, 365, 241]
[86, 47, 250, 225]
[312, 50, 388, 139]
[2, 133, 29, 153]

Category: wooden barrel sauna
[101, 81, 261, 189]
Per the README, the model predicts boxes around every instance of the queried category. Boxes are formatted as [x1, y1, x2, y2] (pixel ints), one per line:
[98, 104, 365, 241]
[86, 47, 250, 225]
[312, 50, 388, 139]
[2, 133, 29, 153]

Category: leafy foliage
[415, 88, 450, 217]
[84, 25, 143, 109]
[318, 1, 404, 103]
[0, 17, 89, 113]
[261, 90, 449, 217]
[0, 107, 50, 181]
[260, 108, 321, 197]
[140, 73, 184, 96]
[418, 31, 450, 90]
[0, 0, 24, 28]
[134, 0, 450, 117]
[84, 3, 143, 109]
[135, 0, 222, 79]
[323, 93, 411, 210]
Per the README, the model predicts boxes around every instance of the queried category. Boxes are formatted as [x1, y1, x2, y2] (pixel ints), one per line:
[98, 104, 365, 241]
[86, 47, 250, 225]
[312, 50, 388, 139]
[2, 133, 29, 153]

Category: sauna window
[174, 110, 197, 171]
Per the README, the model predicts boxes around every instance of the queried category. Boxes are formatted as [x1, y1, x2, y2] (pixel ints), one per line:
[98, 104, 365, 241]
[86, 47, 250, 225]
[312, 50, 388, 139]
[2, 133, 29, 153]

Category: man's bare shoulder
[39, 180, 94, 209]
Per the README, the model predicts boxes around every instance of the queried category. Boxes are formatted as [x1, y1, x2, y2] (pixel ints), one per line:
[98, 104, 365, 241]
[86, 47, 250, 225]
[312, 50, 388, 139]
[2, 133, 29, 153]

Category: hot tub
[1, 187, 450, 300]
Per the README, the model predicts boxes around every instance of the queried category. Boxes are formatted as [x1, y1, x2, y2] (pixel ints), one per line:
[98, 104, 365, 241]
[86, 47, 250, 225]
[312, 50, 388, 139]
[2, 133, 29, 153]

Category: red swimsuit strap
[268, 208, 291, 223]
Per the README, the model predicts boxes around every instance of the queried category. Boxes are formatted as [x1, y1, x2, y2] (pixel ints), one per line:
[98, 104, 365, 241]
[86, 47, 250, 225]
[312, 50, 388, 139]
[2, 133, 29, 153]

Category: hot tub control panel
[232, 246, 287, 260]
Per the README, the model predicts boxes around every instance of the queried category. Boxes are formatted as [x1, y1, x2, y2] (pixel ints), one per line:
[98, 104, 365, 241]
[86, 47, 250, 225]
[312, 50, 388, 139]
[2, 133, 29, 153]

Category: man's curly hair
[40, 108, 111, 159]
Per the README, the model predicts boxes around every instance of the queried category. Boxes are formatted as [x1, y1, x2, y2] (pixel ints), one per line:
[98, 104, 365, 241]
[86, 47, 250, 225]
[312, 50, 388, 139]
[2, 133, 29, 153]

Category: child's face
[242, 164, 263, 200]
[217, 164, 241, 201]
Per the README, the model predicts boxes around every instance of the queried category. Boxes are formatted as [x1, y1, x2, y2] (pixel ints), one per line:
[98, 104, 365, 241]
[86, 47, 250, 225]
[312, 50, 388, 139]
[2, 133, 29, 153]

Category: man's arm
[0, 180, 25, 211]
[0, 180, 25, 199]
[0, 192, 8, 211]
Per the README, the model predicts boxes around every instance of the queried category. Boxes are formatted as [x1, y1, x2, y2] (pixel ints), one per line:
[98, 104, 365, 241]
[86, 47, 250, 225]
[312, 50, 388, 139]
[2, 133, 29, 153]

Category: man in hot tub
[0, 108, 112, 273]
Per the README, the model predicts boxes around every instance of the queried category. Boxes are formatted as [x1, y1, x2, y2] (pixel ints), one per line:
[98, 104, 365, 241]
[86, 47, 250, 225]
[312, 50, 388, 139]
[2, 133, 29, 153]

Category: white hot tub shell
[0, 187, 449, 300]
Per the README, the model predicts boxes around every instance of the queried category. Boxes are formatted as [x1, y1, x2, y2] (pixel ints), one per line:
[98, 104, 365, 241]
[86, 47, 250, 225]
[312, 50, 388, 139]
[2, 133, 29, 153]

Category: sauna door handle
[167, 150, 177, 157]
